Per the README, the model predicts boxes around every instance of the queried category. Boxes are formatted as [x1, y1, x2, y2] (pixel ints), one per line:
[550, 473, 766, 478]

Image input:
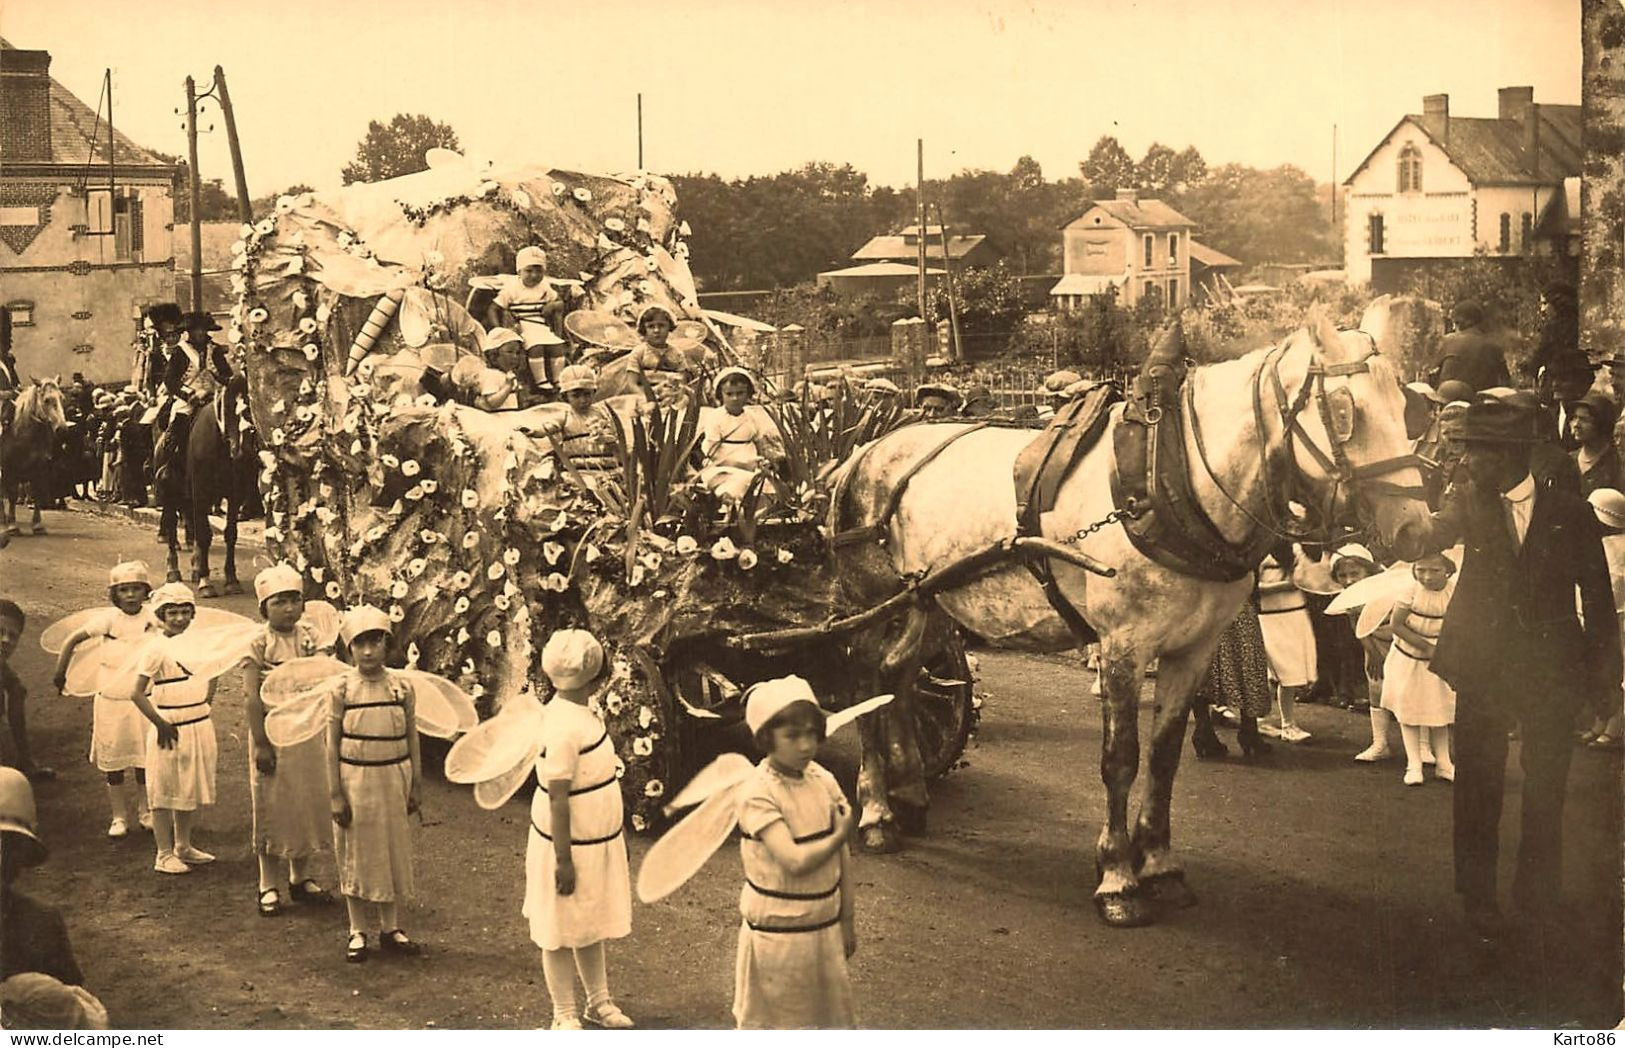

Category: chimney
[1499, 86, 1539, 175]
[0, 48, 53, 164]
[1115, 187, 1139, 204]
[1423, 93, 1449, 140]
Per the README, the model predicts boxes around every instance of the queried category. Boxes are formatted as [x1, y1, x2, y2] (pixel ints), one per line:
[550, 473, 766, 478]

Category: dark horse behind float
[0, 379, 69, 536]
[152, 374, 258, 594]
[827, 300, 1433, 928]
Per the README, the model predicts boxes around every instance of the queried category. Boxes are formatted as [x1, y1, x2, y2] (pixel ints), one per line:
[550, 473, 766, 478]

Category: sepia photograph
[0, 0, 1618, 1031]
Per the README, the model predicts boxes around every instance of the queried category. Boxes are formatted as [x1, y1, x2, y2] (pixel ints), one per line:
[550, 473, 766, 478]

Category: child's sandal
[380, 929, 422, 956]
[291, 879, 333, 904]
[583, 1000, 635, 1029]
[346, 932, 368, 963]
[257, 888, 283, 917]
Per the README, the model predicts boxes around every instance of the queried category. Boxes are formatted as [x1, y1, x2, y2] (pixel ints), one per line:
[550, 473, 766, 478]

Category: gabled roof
[1343, 106, 1581, 188]
[851, 232, 987, 262]
[1534, 176, 1582, 240]
[1062, 197, 1193, 231]
[0, 38, 173, 169]
[1188, 240, 1242, 268]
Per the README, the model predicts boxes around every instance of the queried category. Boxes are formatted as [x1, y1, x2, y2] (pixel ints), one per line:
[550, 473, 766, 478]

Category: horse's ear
[1306, 305, 1350, 363]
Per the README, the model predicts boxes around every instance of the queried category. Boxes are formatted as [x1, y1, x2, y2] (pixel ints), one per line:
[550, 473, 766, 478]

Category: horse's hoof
[860, 823, 902, 854]
[1094, 891, 1155, 928]
[196, 580, 219, 599]
[166, 570, 182, 584]
[29, 525, 47, 536]
[222, 580, 244, 596]
[892, 802, 928, 837]
[1140, 871, 1198, 909]
[5, 525, 22, 537]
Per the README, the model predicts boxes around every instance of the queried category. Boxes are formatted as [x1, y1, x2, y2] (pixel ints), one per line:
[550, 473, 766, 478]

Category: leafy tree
[1080, 135, 1136, 196]
[917, 262, 1027, 339]
[340, 114, 460, 185]
[1135, 143, 1180, 195]
[1173, 146, 1208, 190]
[1178, 163, 1335, 265]
[152, 152, 238, 222]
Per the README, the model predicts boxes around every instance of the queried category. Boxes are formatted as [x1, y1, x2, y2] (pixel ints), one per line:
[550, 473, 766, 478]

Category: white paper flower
[326, 580, 342, 599]
[388, 605, 405, 623]
[387, 500, 404, 518]
[248, 306, 269, 324]
[604, 691, 624, 716]
[300, 343, 319, 362]
[417, 479, 437, 495]
[637, 706, 655, 729]
[454, 596, 471, 615]
[580, 543, 600, 564]
[298, 317, 318, 335]
[503, 547, 521, 566]
[312, 566, 325, 583]
[494, 593, 511, 611]
[486, 629, 502, 648]
[457, 627, 470, 644]
[552, 182, 567, 196]
[463, 531, 481, 549]
[292, 290, 309, 311]
[737, 548, 759, 571]
[350, 438, 364, 455]
[710, 537, 738, 561]
[510, 188, 532, 210]
[294, 405, 312, 422]
[632, 736, 654, 757]
[408, 558, 427, 578]
[639, 551, 662, 572]
[381, 454, 400, 470]
[401, 459, 421, 477]
[406, 642, 420, 667]
[675, 535, 699, 555]
[450, 570, 472, 589]
[604, 217, 626, 233]
[366, 524, 387, 543]
[550, 511, 569, 532]
[543, 542, 564, 565]
[629, 564, 646, 587]
[391, 580, 408, 599]
[572, 187, 592, 203]
[460, 488, 479, 509]
[264, 526, 284, 543]
[484, 562, 504, 581]
[631, 813, 647, 833]
[403, 485, 425, 502]
[643, 779, 664, 798]
[316, 303, 332, 325]
[776, 547, 794, 564]
[416, 393, 438, 408]
[545, 573, 569, 592]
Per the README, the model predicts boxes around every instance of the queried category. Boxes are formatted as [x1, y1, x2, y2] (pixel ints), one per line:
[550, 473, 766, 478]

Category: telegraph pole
[916, 139, 927, 323]
[184, 76, 203, 313]
[637, 94, 644, 170]
[215, 66, 252, 223]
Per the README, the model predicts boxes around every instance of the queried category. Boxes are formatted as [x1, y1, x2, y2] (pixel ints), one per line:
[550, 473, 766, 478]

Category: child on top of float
[494, 246, 569, 392]
[50, 560, 156, 837]
[549, 366, 620, 472]
[698, 367, 785, 502]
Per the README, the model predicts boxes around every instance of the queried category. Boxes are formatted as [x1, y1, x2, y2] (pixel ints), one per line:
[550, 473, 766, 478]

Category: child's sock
[1277, 686, 1298, 728]
[129, 777, 149, 820]
[1398, 722, 1424, 784]
[257, 853, 281, 894]
[574, 942, 610, 1007]
[344, 896, 369, 936]
[152, 809, 176, 858]
[174, 808, 196, 851]
[378, 901, 399, 932]
[542, 948, 579, 1022]
[105, 781, 128, 824]
[1432, 725, 1455, 778]
[288, 857, 310, 888]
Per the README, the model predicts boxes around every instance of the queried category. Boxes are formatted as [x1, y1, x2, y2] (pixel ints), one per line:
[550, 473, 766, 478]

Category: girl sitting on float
[698, 367, 785, 503]
[548, 366, 621, 473]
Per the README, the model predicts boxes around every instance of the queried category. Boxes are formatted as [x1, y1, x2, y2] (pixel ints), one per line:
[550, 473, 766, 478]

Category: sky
[0, 0, 1580, 198]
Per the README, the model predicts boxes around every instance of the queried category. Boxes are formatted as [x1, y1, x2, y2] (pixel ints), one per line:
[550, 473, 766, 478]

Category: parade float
[229, 153, 975, 830]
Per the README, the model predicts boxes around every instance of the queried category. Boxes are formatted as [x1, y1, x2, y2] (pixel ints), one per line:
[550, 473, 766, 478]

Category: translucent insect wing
[637, 786, 744, 904]
[445, 696, 544, 784]
[39, 609, 104, 655]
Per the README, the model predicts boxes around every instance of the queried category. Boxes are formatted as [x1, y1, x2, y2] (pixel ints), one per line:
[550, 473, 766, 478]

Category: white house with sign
[1342, 86, 1580, 290]
[1050, 190, 1194, 310]
[0, 40, 177, 383]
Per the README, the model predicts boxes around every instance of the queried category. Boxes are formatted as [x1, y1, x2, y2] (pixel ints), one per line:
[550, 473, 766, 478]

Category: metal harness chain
[1069, 507, 1132, 544]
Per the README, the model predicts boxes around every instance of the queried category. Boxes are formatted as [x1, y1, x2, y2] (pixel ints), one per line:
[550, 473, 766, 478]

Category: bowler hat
[0, 768, 48, 867]
[1459, 395, 1537, 444]
[182, 312, 220, 333]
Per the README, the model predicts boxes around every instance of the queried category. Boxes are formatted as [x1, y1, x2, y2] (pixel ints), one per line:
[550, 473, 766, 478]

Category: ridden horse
[173, 374, 256, 596]
[0, 380, 69, 535]
[828, 305, 1431, 927]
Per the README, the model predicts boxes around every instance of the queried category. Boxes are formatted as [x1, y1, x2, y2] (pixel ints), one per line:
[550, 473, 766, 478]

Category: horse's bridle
[1187, 330, 1425, 543]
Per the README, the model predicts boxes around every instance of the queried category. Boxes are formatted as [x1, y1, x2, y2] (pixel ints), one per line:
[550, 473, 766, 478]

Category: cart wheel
[914, 630, 977, 781]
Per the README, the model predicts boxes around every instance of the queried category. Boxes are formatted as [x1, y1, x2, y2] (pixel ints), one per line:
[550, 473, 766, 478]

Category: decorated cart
[227, 153, 976, 830]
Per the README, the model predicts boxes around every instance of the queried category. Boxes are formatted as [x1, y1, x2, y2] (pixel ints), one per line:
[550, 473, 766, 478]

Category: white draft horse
[0, 379, 69, 535]
[828, 305, 1431, 927]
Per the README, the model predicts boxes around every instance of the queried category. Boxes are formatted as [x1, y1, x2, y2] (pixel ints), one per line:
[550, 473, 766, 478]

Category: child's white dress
[245, 623, 333, 862]
[331, 670, 416, 903]
[732, 758, 853, 1030]
[85, 608, 152, 773]
[523, 699, 631, 950]
[138, 634, 217, 811]
[698, 405, 783, 500]
[1380, 578, 1457, 727]
[1256, 557, 1317, 687]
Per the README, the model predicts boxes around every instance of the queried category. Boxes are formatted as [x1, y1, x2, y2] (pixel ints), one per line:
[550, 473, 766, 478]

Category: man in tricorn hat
[1412, 394, 1620, 939]
[152, 312, 233, 492]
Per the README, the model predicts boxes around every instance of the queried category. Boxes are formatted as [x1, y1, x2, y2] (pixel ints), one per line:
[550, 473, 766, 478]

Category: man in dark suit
[1418, 395, 1621, 936]
[1434, 300, 1512, 393]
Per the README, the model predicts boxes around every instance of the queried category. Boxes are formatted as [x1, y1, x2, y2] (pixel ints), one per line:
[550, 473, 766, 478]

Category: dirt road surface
[2, 510, 1620, 1029]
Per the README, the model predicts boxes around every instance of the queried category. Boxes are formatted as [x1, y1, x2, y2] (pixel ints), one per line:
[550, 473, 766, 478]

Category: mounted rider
[0, 309, 19, 431]
[152, 311, 233, 484]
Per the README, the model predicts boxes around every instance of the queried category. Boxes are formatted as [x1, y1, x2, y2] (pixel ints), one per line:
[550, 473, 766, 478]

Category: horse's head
[1359, 293, 1443, 380]
[1277, 307, 1431, 560]
[21, 377, 68, 432]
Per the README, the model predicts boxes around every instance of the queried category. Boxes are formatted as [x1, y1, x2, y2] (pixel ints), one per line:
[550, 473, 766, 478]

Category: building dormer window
[1397, 144, 1423, 193]
[1143, 234, 1154, 268]
[1167, 233, 1179, 266]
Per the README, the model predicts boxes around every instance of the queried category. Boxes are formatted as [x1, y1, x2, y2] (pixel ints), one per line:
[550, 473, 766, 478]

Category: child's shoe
[550, 1017, 584, 1031]
[1279, 723, 1312, 743]
[1403, 765, 1424, 786]
[137, 810, 153, 831]
[380, 929, 422, 956]
[1434, 760, 1455, 783]
[107, 817, 129, 839]
[154, 852, 191, 875]
[1353, 741, 1390, 762]
[1257, 721, 1284, 738]
[346, 932, 369, 963]
[584, 999, 635, 1029]
[175, 845, 215, 865]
